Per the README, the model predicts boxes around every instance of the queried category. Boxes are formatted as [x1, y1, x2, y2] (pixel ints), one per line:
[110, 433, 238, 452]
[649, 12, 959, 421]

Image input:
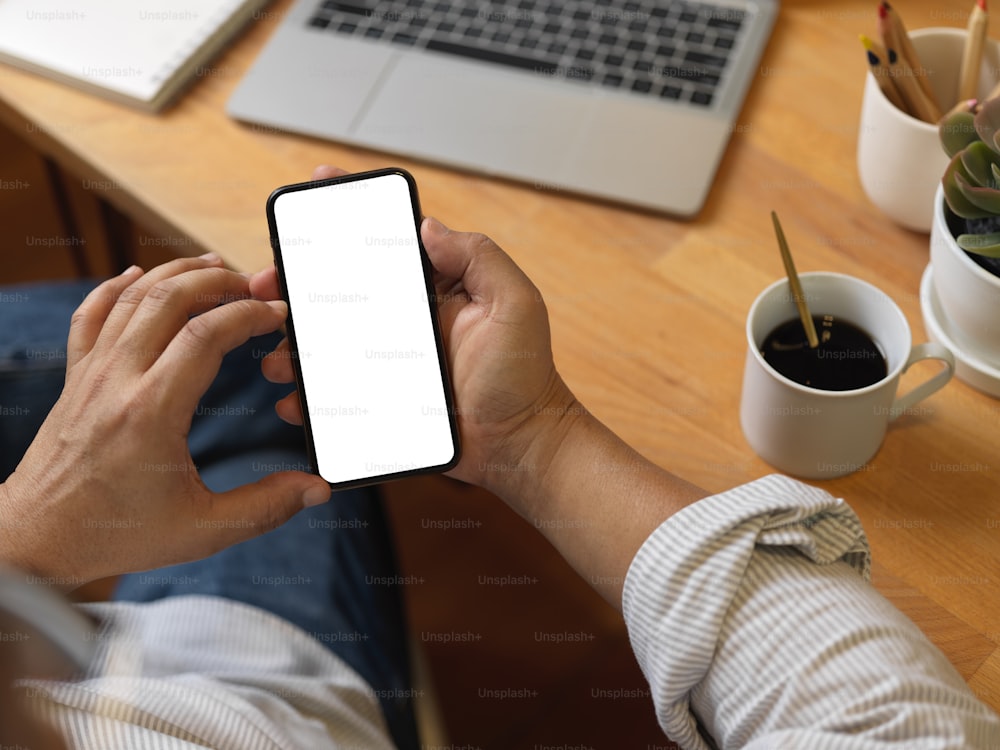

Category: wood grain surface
[0, 0, 996, 724]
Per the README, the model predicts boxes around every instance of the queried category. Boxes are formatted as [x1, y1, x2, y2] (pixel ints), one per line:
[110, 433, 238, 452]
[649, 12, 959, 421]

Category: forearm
[490, 396, 708, 607]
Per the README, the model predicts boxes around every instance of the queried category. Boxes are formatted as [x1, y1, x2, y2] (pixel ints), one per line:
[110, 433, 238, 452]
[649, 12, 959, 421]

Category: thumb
[201, 472, 331, 547]
[420, 216, 469, 280]
[421, 217, 536, 302]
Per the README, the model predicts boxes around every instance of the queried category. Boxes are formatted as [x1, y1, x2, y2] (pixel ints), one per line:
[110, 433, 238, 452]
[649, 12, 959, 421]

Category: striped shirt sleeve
[22, 595, 396, 750]
[622, 474, 1000, 749]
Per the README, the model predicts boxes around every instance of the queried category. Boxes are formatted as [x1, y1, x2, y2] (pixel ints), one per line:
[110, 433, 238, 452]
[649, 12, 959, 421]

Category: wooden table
[1, 0, 997, 721]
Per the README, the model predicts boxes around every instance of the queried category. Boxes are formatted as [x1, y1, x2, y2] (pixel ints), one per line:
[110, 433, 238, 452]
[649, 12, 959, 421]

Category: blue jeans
[0, 280, 419, 750]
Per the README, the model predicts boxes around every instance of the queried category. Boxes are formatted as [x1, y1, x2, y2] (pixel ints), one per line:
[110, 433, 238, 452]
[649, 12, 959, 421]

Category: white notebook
[0, 0, 268, 112]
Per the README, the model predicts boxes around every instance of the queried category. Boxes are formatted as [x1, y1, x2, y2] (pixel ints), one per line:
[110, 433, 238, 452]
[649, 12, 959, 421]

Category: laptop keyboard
[306, 0, 746, 106]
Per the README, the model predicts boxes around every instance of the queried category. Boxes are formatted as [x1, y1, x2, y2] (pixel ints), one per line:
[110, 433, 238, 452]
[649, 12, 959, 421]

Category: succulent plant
[939, 96, 1000, 258]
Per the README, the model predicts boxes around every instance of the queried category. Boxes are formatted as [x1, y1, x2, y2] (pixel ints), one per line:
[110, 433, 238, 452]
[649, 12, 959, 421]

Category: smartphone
[266, 168, 460, 489]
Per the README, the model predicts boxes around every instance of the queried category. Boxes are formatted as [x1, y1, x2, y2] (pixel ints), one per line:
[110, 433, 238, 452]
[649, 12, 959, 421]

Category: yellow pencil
[860, 34, 908, 111]
[959, 0, 989, 102]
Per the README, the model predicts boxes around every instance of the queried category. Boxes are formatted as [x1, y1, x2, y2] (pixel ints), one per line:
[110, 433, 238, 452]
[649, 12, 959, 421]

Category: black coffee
[760, 315, 887, 391]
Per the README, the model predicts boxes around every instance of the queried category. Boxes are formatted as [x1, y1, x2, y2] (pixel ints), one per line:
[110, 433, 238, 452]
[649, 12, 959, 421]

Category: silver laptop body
[228, 0, 777, 216]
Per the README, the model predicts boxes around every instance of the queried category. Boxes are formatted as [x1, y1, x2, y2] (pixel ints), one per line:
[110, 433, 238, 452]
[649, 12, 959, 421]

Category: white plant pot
[929, 184, 1000, 364]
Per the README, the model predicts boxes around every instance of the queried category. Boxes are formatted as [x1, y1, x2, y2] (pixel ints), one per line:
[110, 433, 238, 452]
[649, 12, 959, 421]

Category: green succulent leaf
[955, 170, 1000, 214]
[974, 98, 1000, 155]
[943, 155, 995, 218]
[940, 111, 979, 157]
[956, 232, 1000, 257]
[960, 141, 1000, 187]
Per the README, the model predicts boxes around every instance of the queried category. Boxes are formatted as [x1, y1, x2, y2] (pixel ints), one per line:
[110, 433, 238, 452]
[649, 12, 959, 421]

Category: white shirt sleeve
[622, 474, 1000, 749]
[23, 595, 396, 750]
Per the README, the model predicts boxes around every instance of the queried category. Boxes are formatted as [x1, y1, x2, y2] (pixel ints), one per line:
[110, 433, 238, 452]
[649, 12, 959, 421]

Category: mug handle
[889, 342, 955, 421]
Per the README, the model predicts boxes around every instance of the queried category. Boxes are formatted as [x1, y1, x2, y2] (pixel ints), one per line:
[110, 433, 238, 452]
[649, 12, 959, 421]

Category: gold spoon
[771, 211, 819, 349]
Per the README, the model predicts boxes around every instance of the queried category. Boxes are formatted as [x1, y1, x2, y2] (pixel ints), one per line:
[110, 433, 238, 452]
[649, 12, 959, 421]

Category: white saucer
[920, 264, 1000, 398]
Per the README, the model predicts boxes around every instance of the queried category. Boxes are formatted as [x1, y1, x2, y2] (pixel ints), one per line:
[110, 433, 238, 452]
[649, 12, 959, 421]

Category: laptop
[228, 0, 778, 216]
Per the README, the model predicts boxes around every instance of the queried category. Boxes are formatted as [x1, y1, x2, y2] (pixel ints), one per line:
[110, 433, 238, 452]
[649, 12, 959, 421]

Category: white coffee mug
[740, 272, 954, 479]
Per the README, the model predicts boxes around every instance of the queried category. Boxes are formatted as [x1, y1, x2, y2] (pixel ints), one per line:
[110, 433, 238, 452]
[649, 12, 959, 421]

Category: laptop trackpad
[355, 53, 589, 180]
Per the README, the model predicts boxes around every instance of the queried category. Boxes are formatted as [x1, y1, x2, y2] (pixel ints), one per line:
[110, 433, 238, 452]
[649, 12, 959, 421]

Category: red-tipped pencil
[879, 1, 943, 121]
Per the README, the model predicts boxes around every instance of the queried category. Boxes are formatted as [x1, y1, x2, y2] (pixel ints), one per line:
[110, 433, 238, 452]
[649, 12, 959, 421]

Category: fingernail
[303, 484, 330, 507]
[267, 300, 288, 315]
[199, 252, 220, 262]
[423, 216, 450, 235]
[119, 264, 142, 277]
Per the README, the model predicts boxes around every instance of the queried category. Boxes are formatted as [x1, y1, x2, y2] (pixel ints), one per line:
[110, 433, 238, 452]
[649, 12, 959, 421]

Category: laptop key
[707, 14, 744, 31]
[684, 49, 727, 67]
[426, 39, 560, 74]
[323, 0, 372, 12]
[690, 89, 714, 105]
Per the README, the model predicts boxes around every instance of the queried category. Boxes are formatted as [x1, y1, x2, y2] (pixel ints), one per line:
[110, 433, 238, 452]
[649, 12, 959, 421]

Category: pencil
[879, 1, 943, 121]
[884, 45, 942, 122]
[959, 0, 989, 102]
[860, 34, 908, 111]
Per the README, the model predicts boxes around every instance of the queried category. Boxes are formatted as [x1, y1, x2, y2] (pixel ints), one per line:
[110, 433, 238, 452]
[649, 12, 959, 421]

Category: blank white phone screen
[271, 172, 456, 485]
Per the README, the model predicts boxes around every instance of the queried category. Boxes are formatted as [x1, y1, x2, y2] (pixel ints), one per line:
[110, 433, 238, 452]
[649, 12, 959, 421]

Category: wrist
[479, 373, 590, 512]
[0, 479, 78, 590]
[0, 482, 30, 574]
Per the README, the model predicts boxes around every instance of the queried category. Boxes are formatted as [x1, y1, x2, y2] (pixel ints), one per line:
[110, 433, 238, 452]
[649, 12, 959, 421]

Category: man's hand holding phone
[254, 165, 583, 510]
